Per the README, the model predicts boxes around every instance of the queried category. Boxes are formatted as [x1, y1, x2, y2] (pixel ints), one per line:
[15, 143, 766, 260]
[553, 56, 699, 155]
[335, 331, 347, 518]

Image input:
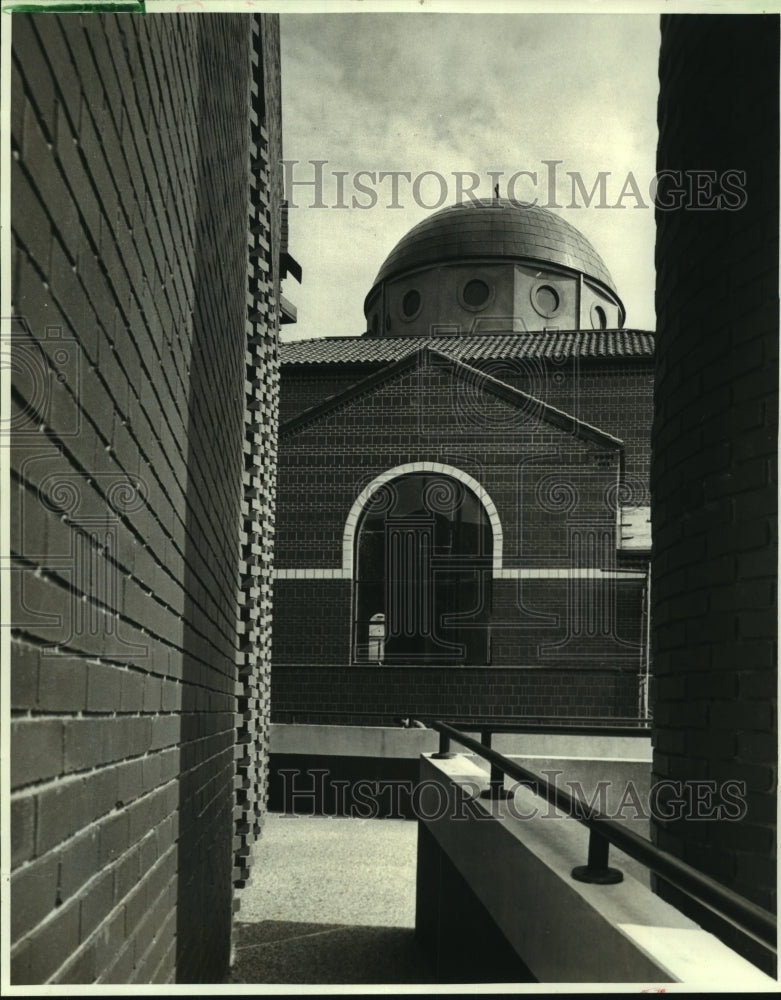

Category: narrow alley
[229, 814, 436, 985]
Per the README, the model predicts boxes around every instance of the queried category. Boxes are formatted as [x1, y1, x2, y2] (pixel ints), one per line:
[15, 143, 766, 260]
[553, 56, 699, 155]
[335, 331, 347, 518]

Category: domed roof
[370, 198, 620, 298]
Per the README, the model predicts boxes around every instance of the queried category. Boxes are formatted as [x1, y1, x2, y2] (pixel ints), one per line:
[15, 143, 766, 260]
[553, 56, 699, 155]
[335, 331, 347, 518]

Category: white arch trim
[341, 462, 504, 576]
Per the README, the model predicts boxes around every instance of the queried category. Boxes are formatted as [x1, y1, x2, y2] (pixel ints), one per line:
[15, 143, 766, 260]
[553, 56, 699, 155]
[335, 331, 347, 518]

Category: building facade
[9, 12, 293, 983]
[651, 13, 778, 971]
[272, 199, 654, 725]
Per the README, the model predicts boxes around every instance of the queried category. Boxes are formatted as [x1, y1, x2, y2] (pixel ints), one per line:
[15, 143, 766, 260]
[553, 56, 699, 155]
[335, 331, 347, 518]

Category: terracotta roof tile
[280, 330, 655, 366]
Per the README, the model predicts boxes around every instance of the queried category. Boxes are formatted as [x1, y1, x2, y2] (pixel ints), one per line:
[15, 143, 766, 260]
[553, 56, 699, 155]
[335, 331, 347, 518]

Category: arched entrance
[352, 472, 493, 664]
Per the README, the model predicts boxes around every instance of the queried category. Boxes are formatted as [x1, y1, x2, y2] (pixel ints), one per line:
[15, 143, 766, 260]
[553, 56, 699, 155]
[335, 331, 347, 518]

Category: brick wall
[9, 12, 282, 984]
[272, 578, 644, 673]
[278, 355, 628, 564]
[272, 665, 639, 725]
[652, 13, 778, 967]
[279, 363, 377, 423]
[281, 358, 653, 491]
[272, 350, 648, 719]
[497, 361, 653, 494]
[232, 13, 283, 897]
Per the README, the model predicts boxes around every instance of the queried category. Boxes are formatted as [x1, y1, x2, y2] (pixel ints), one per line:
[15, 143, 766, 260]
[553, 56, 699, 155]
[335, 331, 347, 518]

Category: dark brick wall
[497, 361, 653, 495]
[272, 665, 640, 725]
[652, 12, 778, 960]
[277, 356, 626, 565]
[273, 578, 644, 673]
[10, 12, 282, 985]
[273, 352, 649, 719]
[279, 363, 378, 423]
[281, 358, 653, 492]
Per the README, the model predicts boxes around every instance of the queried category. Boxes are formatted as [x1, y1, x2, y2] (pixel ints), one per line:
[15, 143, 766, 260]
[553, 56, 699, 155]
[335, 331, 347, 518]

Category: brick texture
[281, 357, 654, 491]
[231, 14, 283, 898]
[9, 12, 283, 984]
[651, 13, 778, 968]
[273, 347, 652, 721]
[272, 665, 639, 725]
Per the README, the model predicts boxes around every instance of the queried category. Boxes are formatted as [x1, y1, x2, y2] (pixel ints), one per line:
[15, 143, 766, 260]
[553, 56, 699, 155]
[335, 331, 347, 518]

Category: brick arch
[342, 462, 504, 574]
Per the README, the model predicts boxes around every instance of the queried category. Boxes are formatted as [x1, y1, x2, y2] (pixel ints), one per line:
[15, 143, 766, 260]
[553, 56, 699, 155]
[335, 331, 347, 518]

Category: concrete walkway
[229, 813, 437, 985]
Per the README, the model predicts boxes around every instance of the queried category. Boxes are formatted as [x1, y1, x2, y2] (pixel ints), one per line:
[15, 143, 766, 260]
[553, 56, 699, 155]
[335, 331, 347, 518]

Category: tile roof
[280, 330, 655, 366]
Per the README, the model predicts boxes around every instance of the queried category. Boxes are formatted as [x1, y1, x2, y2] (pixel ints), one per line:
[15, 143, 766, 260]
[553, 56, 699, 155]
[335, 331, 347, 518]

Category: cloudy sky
[279, 12, 661, 342]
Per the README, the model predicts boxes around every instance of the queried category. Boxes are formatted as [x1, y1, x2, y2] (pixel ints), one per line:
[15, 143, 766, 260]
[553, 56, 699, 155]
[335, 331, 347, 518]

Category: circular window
[462, 279, 490, 309]
[401, 289, 421, 319]
[533, 284, 560, 317]
[591, 304, 607, 330]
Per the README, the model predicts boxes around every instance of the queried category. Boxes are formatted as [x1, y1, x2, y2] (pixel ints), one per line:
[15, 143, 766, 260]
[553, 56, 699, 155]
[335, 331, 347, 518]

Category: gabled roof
[281, 346, 624, 452]
[280, 329, 654, 366]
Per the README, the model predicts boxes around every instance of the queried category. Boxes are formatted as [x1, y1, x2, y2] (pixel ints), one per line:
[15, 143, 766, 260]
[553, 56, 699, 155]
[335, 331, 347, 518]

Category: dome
[368, 198, 621, 304]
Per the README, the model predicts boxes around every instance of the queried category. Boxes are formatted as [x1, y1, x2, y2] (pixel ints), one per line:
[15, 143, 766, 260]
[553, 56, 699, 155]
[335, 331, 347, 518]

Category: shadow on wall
[651, 13, 779, 978]
[176, 16, 251, 983]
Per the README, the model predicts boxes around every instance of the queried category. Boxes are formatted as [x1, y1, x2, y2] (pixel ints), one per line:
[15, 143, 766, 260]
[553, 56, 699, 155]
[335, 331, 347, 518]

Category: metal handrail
[424, 718, 651, 738]
[422, 714, 651, 726]
[424, 720, 776, 954]
[272, 710, 652, 731]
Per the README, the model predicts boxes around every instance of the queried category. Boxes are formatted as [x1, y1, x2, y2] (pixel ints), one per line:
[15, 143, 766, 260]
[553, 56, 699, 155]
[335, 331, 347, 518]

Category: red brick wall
[9, 12, 281, 985]
[652, 13, 778, 966]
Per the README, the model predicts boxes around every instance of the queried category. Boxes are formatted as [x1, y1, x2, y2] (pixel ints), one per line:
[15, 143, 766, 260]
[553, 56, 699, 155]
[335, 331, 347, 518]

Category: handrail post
[422, 718, 775, 954]
[479, 730, 513, 800]
[572, 828, 623, 885]
[431, 728, 455, 759]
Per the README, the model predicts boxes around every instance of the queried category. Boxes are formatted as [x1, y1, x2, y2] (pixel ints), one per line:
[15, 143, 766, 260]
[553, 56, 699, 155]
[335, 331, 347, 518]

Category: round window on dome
[591, 304, 607, 330]
[462, 279, 490, 309]
[533, 284, 560, 317]
[401, 289, 421, 319]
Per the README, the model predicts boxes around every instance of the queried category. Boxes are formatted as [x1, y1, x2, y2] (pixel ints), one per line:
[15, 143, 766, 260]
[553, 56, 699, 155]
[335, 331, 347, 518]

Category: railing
[417, 715, 651, 736]
[272, 710, 653, 729]
[419, 719, 776, 959]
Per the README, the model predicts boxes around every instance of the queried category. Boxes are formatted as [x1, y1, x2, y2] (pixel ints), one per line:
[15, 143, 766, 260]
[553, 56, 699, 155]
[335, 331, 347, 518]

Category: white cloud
[280, 12, 660, 341]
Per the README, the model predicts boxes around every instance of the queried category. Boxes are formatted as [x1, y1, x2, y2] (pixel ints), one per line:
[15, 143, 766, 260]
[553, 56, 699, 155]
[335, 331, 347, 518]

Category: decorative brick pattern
[9, 12, 283, 984]
[232, 14, 282, 898]
[273, 347, 651, 719]
[652, 12, 778, 959]
[281, 356, 654, 492]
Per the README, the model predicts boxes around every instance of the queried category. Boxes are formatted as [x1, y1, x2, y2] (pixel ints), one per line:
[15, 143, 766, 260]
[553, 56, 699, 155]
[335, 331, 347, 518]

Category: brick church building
[272, 198, 654, 724]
